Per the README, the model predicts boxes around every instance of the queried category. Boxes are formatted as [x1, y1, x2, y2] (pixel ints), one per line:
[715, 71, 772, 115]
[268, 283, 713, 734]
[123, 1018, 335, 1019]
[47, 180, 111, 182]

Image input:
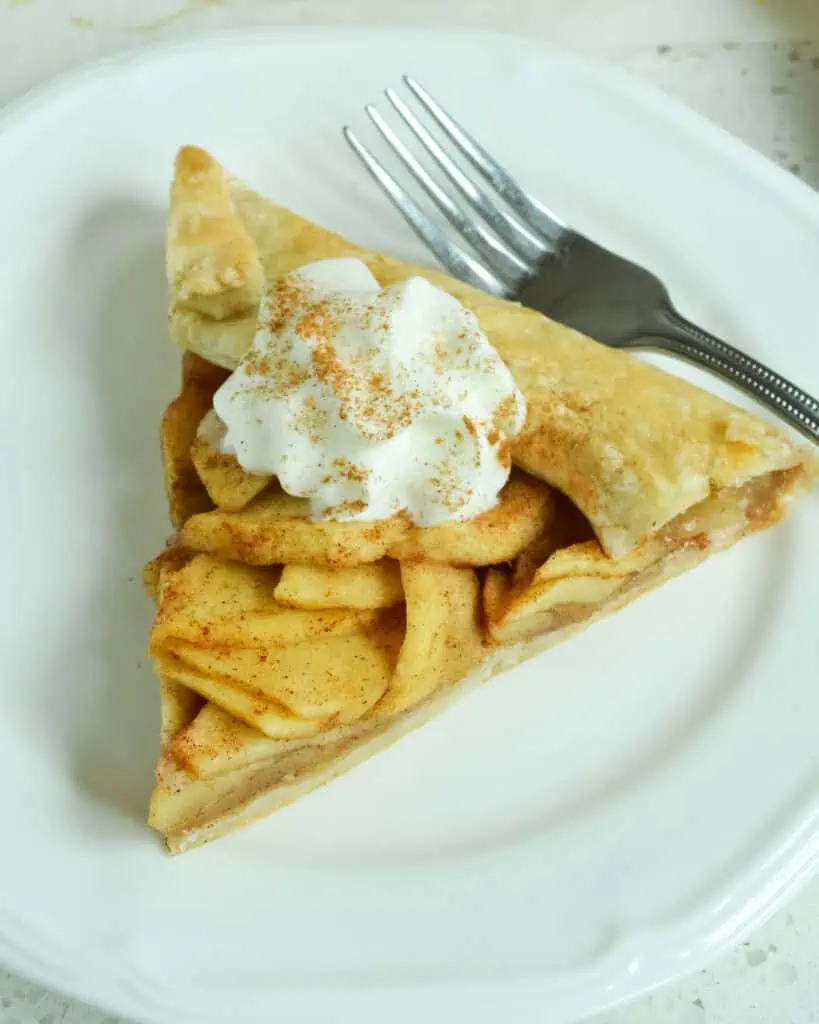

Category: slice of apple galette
[145, 146, 817, 853]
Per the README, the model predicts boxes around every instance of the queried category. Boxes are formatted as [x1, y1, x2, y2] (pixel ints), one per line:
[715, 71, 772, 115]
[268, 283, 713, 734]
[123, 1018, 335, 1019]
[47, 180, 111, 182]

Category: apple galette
[145, 146, 817, 853]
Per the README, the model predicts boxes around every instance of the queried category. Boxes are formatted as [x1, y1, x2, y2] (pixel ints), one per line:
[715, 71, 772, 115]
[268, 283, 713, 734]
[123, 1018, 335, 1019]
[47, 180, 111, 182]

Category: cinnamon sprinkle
[332, 457, 369, 484]
[323, 498, 368, 518]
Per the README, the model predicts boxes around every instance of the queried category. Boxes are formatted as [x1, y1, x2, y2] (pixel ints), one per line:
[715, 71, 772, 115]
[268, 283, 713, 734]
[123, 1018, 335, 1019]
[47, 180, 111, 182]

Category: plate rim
[3, 23, 819, 214]
[1, 24, 819, 1024]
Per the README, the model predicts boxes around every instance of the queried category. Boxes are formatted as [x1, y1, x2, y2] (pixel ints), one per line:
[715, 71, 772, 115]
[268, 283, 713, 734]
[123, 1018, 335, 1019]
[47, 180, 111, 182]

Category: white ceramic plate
[1, 27, 818, 1024]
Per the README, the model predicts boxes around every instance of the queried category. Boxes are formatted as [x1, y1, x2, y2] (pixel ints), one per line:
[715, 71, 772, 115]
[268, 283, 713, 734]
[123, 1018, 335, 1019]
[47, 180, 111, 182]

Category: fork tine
[385, 88, 550, 266]
[343, 127, 509, 297]
[365, 105, 534, 288]
[404, 76, 567, 246]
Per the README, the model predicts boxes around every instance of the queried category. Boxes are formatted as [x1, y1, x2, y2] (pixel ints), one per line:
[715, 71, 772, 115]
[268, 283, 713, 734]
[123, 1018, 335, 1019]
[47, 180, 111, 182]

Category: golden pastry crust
[166, 147, 808, 557]
[166, 146, 264, 329]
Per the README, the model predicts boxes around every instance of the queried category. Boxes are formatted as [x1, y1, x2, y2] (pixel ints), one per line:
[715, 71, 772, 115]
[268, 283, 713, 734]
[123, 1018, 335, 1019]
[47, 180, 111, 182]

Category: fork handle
[647, 307, 819, 445]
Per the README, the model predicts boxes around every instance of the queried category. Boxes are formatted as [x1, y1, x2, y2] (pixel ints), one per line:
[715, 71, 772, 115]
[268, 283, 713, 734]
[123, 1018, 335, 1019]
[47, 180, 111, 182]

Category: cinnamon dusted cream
[213, 258, 526, 526]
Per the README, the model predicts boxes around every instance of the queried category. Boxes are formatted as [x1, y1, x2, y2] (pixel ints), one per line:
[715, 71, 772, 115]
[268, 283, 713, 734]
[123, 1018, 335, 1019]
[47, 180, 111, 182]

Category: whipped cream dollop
[213, 258, 526, 526]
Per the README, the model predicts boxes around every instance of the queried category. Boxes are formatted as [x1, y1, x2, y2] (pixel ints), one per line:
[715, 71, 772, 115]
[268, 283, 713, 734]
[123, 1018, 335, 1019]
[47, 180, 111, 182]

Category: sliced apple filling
[160, 353, 229, 528]
[484, 467, 803, 644]
[148, 542, 487, 847]
[178, 469, 554, 568]
[274, 561, 404, 610]
[191, 410, 271, 511]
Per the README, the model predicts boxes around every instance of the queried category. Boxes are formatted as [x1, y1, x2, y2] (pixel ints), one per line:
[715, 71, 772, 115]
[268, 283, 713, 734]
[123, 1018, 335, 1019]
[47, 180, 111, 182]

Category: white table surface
[2, 2, 819, 1022]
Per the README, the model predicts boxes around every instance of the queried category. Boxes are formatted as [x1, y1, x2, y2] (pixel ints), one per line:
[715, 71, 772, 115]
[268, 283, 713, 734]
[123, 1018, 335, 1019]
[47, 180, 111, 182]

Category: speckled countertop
[2, 2, 819, 1022]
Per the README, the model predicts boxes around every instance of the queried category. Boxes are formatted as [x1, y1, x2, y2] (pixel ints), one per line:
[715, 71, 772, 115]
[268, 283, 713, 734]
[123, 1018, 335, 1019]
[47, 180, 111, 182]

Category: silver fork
[343, 76, 819, 444]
